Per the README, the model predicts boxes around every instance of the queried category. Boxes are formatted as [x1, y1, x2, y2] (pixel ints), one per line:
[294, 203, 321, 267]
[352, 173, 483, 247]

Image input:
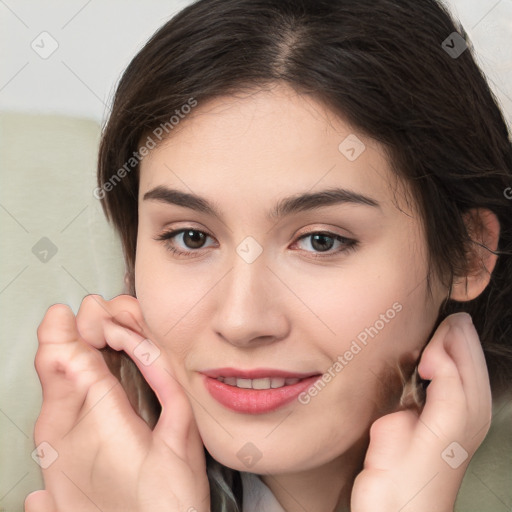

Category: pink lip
[201, 369, 321, 414]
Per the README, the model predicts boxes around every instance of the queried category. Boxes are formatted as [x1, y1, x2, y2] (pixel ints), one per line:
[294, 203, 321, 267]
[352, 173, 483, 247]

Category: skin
[26, 84, 497, 512]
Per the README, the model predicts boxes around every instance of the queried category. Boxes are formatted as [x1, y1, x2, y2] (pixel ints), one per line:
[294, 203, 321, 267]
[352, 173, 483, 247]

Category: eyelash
[155, 228, 358, 259]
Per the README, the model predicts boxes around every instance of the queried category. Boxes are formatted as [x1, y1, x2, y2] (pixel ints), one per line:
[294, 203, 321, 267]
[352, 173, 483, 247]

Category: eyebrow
[143, 185, 380, 221]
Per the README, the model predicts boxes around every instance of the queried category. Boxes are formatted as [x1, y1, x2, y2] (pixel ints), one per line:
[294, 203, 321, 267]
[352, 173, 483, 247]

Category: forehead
[138, 84, 409, 215]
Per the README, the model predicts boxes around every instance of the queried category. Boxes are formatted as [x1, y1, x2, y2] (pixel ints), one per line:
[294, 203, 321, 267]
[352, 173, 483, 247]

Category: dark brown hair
[97, 0, 512, 509]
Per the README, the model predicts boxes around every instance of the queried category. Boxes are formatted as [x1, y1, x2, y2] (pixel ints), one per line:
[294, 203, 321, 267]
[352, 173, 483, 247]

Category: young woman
[26, 0, 512, 511]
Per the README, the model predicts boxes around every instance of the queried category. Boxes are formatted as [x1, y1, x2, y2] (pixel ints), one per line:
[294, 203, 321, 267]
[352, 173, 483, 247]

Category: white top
[241, 472, 286, 512]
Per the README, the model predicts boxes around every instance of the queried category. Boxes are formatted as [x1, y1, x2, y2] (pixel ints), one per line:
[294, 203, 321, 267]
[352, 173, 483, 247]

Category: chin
[204, 437, 334, 475]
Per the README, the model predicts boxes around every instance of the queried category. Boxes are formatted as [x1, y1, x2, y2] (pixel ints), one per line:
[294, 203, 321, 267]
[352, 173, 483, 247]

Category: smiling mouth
[203, 373, 322, 414]
[201, 368, 322, 414]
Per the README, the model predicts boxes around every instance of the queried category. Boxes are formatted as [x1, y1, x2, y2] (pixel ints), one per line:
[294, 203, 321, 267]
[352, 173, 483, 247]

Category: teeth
[216, 376, 303, 389]
[253, 378, 271, 389]
[237, 378, 252, 389]
[270, 377, 285, 388]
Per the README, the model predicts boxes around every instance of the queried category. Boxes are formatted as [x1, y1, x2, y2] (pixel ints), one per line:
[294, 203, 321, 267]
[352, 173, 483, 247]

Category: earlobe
[450, 208, 500, 302]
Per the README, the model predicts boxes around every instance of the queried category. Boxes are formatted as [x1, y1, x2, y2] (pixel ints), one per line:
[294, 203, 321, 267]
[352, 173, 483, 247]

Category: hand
[25, 295, 210, 512]
[351, 312, 492, 512]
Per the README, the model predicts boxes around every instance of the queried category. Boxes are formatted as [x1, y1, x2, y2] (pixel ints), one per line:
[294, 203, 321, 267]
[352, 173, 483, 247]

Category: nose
[211, 251, 290, 348]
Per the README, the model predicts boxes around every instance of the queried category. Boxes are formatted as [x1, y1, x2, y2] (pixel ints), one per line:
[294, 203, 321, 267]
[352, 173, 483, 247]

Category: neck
[260, 435, 368, 512]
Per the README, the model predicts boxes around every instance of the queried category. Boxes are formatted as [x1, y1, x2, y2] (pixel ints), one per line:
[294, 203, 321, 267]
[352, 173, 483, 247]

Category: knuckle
[369, 410, 412, 440]
[78, 294, 139, 325]
[109, 295, 144, 333]
[112, 293, 138, 305]
[111, 294, 141, 317]
[79, 294, 106, 315]
[34, 346, 50, 376]
[46, 303, 73, 317]
[34, 343, 70, 379]
[66, 345, 101, 376]
[37, 304, 75, 344]
[35, 340, 106, 389]
[368, 415, 391, 441]
[76, 294, 109, 343]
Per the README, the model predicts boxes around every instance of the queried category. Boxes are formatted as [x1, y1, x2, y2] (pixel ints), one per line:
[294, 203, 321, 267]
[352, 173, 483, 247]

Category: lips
[201, 367, 321, 414]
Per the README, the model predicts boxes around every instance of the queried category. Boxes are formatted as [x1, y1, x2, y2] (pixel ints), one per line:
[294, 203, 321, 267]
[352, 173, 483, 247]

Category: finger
[442, 313, 491, 431]
[416, 316, 467, 435]
[364, 409, 417, 470]
[37, 303, 82, 347]
[419, 314, 491, 422]
[76, 294, 147, 349]
[24, 490, 56, 512]
[101, 320, 195, 439]
[36, 304, 113, 399]
[444, 314, 490, 400]
[77, 296, 199, 443]
[35, 304, 116, 438]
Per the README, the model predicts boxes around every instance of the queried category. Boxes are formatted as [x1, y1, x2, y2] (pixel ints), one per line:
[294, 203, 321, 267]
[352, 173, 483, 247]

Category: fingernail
[458, 312, 473, 325]
[449, 313, 472, 345]
[450, 312, 473, 331]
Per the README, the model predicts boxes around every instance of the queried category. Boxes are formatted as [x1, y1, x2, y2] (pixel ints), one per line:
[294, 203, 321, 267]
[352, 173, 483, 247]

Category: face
[135, 84, 447, 474]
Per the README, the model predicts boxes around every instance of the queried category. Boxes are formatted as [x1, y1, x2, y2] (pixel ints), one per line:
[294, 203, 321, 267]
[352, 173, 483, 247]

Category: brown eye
[181, 230, 208, 249]
[155, 228, 215, 256]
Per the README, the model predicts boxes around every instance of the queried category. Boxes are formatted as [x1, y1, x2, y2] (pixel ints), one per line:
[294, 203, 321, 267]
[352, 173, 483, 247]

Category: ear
[450, 208, 500, 302]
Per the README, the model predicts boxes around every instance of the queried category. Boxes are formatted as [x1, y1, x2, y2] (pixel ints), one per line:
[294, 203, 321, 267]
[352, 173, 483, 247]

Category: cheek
[332, 286, 438, 413]
[287, 287, 438, 435]
[134, 243, 217, 358]
[288, 255, 438, 402]
[278, 256, 430, 358]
